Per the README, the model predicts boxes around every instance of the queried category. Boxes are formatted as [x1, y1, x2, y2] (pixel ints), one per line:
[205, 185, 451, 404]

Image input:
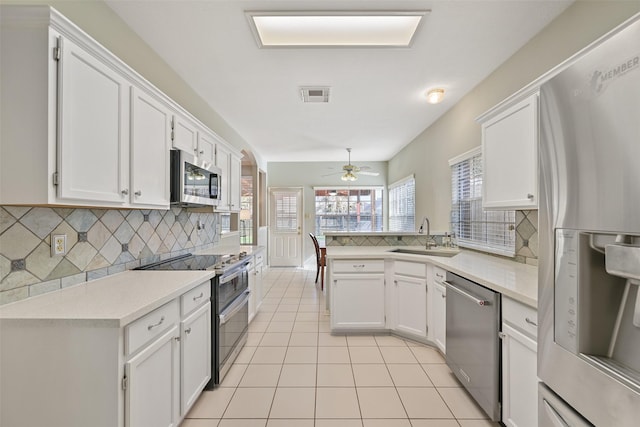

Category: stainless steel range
[137, 252, 250, 388]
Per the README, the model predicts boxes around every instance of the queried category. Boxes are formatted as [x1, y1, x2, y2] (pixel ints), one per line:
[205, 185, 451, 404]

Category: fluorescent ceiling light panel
[247, 11, 428, 47]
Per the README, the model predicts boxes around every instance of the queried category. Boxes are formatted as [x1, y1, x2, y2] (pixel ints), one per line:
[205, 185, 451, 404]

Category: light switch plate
[51, 234, 66, 256]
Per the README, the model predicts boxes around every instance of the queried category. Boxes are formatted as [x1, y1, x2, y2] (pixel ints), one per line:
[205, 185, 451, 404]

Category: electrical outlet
[51, 234, 66, 256]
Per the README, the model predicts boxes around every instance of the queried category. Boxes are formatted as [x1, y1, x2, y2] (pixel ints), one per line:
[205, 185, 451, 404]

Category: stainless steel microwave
[170, 150, 221, 207]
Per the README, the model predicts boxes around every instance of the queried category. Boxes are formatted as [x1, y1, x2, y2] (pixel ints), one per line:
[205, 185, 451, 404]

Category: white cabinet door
[431, 282, 446, 353]
[57, 36, 129, 204]
[130, 87, 170, 208]
[125, 325, 180, 427]
[181, 302, 211, 417]
[197, 132, 216, 168]
[502, 323, 538, 427]
[255, 258, 264, 312]
[331, 274, 385, 330]
[172, 114, 197, 154]
[394, 275, 427, 338]
[482, 93, 538, 210]
[248, 264, 257, 322]
[215, 143, 231, 210]
[229, 153, 242, 212]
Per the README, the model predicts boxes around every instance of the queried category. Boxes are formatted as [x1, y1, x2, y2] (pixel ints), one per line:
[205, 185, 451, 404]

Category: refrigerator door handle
[543, 399, 570, 427]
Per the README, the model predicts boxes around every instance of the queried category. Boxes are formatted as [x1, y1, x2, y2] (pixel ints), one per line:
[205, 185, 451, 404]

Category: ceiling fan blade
[321, 171, 343, 177]
[359, 171, 380, 176]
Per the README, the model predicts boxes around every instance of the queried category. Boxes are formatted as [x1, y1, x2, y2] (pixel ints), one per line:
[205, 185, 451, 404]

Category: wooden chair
[309, 233, 325, 290]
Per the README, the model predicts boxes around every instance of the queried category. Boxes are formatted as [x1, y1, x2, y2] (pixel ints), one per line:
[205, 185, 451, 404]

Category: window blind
[389, 175, 415, 232]
[274, 191, 298, 232]
[450, 149, 515, 256]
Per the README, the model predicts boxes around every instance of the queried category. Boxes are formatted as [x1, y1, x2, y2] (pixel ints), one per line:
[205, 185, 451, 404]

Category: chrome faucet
[418, 216, 436, 249]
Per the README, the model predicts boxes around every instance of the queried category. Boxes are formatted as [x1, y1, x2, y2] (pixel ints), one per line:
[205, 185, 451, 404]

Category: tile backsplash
[326, 209, 538, 265]
[0, 206, 219, 305]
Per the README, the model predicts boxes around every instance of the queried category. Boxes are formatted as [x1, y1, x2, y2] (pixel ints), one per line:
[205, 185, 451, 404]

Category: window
[449, 148, 515, 256]
[240, 175, 253, 245]
[314, 187, 383, 235]
[388, 175, 415, 232]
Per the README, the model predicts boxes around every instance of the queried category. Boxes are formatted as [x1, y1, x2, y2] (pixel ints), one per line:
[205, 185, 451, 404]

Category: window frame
[313, 186, 384, 235]
[388, 174, 416, 233]
[449, 147, 516, 257]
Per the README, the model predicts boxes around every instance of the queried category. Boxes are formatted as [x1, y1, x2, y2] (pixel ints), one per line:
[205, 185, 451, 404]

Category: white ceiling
[105, 0, 572, 163]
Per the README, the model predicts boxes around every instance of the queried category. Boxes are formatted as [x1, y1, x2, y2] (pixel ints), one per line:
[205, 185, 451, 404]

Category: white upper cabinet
[197, 131, 216, 169]
[172, 113, 198, 154]
[130, 87, 171, 208]
[480, 93, 539, 210]
[0, 5, 240, 210]
[229, 153, 242, 212]
[57, 36, 130, 204]
[215, 143, 231, 210]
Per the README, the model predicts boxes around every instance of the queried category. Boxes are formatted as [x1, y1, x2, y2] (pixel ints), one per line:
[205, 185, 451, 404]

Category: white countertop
[326, 246, 538, 308]
[0, 270, 215, 327]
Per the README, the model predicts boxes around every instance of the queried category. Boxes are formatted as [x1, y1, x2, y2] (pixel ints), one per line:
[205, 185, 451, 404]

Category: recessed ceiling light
[246, 11, 429, 48]
[426, 88, 445, 104]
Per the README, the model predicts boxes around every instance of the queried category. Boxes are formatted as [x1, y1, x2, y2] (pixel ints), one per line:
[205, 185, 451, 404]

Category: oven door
[218, 290, 249, 380]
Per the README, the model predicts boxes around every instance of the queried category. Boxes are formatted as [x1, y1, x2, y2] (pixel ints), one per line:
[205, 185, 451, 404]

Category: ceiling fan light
[426, 88, 445, 104]
[341, 171, 357, 181]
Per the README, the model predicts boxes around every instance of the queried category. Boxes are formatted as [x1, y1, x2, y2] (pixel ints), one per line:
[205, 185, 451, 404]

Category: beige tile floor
[182, 268, 500, 427]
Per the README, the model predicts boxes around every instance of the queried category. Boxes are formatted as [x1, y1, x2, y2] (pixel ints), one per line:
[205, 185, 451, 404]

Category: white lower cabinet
[501, 297, 538, 427]
[125, 325, 180, 427]
[392, 261, 428, 339]
[249, 251, 265, 322]
[428, 265, 447, 353]
[330, 259, 386, 331]
[0, 279, 212, 427]
[430, 281, 447, 354]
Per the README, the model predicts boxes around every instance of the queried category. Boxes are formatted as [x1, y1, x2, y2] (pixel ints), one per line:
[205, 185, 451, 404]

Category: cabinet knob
[134, 191, 142, 196]
[184, 327, 192, 335]
[121, 189, 129, 195]
[199, 150, 204, 154]
[527, 193, 534, 200]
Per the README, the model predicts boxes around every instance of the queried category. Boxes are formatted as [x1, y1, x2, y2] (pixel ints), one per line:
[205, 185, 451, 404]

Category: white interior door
[269, 188, 302, 267]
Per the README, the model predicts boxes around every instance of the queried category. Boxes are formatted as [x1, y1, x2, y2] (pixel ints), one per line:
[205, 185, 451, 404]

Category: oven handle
[219, 269, 242, 284]
[444, 281, 491, 306]
[219, 290, 250, 325]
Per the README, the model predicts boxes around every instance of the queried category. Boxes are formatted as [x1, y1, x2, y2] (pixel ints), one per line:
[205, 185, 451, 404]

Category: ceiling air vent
[301, 87, 330, 103]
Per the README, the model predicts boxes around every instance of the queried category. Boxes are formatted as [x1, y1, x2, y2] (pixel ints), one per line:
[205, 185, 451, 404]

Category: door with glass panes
[269, 188, 302, 267]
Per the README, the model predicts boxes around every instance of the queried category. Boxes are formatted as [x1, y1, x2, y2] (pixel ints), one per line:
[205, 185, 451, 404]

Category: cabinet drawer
[432, 266, 447, 284]
[332, 259, 384, 273]
[395, 260, 427, 278]
[126, 300, 180, 356]
[181, 280, 211, 316]
[503, 297, 538, 339]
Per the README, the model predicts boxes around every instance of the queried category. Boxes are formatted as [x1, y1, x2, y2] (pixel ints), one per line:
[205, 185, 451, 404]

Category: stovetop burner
[136, 252, 248, 274]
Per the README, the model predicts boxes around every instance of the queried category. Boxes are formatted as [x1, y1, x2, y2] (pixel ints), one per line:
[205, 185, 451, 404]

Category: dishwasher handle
[444, 281, 491, 306]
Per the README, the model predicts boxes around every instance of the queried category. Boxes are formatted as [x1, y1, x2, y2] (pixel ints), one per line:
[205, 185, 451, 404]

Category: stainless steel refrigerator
[538, 13, 640, 426]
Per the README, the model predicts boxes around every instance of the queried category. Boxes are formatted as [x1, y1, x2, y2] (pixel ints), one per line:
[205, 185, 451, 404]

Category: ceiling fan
[322, 148, 380, 181]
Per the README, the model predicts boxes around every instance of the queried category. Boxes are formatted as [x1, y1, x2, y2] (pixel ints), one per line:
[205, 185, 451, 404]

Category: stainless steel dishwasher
[445, 271, 501, 421]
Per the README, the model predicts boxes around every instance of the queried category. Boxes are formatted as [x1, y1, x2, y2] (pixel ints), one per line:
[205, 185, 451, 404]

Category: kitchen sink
[389, 248, 459, 257]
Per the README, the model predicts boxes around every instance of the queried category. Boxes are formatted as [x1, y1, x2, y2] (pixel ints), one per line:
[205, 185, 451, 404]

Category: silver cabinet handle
[192, 292, 204, 302]
[352, 264, 365, 268]
[121, 189, 129, 195]
[444, 281, 491, 306]
[199, 150, 204, 154]
[527, 193, 534, 200]
[525, 317, 538, 327]
[184, 327, 192, 335]
[147, 316, 165, 331]
[134, 190, 142, 196]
